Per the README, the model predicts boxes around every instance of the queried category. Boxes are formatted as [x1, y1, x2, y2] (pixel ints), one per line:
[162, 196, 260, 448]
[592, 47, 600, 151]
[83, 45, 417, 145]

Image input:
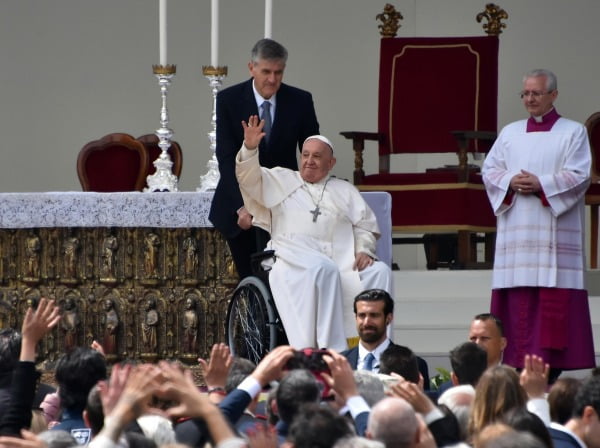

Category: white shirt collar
[251, 80, 277, 112]
[357, 338, 391, 372]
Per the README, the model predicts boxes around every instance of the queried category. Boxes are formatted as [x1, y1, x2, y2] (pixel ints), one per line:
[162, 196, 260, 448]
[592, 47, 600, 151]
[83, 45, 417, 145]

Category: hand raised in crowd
[322, 349, 359, 404]
[247, 424, 278, 448]
[0, 429, 46, 448]
[96, 363, 163, 443]
[20, 297, 61, 362]
[387, 375, 435, 415]
[242, 115, 266, 150]
[251, 345, 295, 387]
[91, 340, 106, 357]
[157, 361, 237, 445]
[519, 353, 550, 398]
[198, 343, 233, 403]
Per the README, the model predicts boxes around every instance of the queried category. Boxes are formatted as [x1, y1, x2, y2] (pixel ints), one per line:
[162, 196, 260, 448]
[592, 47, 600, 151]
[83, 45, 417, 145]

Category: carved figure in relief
[144, 233, 160, 277]
[182, 295, 199, 353]
[183, 235, 199, 278]
[24, 235, 41, 278]
[101, 298, 119, 355]
[61, 297, 80, 351]
[101, 234, 118, 278]
[63, 236, 79, 278]
[142, 297, 158, 352]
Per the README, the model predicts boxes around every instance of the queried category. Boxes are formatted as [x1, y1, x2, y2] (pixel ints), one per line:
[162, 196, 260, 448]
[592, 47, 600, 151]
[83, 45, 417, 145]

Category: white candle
[211, 0, 219, 67]
[159, 0, 167, 65]
[264, 0, 272, 38]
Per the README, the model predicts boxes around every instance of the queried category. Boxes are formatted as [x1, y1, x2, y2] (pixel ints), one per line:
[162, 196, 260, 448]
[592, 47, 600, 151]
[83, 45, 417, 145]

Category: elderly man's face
[469, 318, 507, 367]
[299, 139, 336, 183]
[248, 58, 285, 100]
[522, 75, 557, 117]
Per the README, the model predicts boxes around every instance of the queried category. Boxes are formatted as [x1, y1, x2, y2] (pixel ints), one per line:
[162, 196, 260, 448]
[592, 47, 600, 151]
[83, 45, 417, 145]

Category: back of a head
[0, 329, 21, 373]
[367, 397, 419, 448]
[353, 370, 386, 406]
[547, 377, 581, 424]
[572, 374, 600, 418]
[276, 369, 320, 424]
[37, 430, 78, 448]
[480, 430, 547, 448]
[288, 403, 353, 448]
[225, 357, 256, 394]
[378, 345, 419, 384]
[438, 385, 475, 441]
[137, 414, 176, 446]
[469, 366, 526, 437]
[251, 38, 288, 64]
[55, 347, 107, 411]
[450, 342, 488, 386]
[334, 437, 385, 448]
[502, 408, 553, 448]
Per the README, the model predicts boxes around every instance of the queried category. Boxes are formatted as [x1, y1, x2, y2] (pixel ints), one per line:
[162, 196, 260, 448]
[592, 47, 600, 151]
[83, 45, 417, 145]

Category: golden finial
[476, 3, 508, 36]
[376, 4, 403, 38]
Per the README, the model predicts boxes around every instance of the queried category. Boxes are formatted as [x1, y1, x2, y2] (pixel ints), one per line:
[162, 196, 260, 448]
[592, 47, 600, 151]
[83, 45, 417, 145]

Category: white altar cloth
[0, 192, 214, 228]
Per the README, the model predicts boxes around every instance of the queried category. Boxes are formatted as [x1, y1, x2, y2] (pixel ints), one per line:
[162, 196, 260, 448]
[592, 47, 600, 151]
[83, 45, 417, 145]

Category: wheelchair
[225, 250, 288, 365]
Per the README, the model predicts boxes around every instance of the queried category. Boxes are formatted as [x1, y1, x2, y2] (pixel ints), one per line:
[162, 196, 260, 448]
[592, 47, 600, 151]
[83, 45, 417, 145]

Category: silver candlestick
[197, 65, 228, 192]
[145, 64, 179, 192]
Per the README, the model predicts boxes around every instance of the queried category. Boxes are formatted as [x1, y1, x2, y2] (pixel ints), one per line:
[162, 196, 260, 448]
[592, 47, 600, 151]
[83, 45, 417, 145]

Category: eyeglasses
[519, 90, 553, 99]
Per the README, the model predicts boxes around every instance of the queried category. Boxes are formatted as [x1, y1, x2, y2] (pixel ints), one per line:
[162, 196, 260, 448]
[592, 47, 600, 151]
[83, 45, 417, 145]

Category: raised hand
[242, 115, 266, 150]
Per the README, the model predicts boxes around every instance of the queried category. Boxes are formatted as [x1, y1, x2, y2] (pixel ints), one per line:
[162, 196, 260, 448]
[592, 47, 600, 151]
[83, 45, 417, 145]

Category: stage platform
[390, 269, 600, 378]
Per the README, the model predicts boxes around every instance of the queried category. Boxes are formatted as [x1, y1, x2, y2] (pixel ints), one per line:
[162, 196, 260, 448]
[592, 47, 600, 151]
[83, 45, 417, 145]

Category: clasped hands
[510, 169, 541, 195]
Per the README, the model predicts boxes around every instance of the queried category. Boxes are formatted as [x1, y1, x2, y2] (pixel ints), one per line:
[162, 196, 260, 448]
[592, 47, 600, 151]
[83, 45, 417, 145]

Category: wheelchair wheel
[226, 276, 279, 364]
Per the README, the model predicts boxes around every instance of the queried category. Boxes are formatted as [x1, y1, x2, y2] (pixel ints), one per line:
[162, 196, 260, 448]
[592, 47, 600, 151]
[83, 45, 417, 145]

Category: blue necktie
[364, 352, 375, 371]
[261, 101, 272, 143]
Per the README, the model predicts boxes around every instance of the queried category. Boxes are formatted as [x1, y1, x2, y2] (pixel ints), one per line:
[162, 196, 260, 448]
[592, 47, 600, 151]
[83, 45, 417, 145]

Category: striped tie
[364, 352, 375, 371]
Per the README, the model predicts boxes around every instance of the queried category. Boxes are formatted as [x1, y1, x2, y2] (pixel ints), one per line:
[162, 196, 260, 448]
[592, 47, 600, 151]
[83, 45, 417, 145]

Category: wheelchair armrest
[250, 250, 276, 277]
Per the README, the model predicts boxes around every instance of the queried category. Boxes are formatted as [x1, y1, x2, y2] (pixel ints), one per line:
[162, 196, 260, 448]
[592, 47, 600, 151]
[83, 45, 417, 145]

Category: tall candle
[211, 0, 219, 67]
[264, 0, 272, 38]
[159, 0, 167, 65]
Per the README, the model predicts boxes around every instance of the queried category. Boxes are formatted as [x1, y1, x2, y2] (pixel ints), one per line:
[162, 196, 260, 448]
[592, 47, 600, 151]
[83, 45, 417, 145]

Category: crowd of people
[0, 36, 598, 448]
[0, 296, 599, 448]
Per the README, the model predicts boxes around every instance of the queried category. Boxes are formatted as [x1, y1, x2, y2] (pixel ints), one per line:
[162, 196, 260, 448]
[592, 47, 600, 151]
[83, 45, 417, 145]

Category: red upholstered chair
[137, 133, 183, 178]
[77, 133, 149, 192]
[585, 112, 600, 268]
[341, 4, 507, 269]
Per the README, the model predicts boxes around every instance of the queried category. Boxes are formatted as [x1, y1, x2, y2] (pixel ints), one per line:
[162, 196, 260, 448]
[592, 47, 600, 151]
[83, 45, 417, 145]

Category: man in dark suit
[341, 289, 430, 390]
[209, 38, 319, 279]
[549, 374, 600, 448]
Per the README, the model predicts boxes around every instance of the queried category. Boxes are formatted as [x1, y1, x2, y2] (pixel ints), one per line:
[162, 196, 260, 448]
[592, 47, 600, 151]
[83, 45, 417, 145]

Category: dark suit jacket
[209, 78, 319, 238]
[548, 426, 584, 448]
[342, 342, 431, 390]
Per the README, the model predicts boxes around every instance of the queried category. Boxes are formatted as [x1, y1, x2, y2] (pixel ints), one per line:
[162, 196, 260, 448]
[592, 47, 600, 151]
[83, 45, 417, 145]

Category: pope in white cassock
[482, 69, 595, 371]
[235, 115, 393, 351]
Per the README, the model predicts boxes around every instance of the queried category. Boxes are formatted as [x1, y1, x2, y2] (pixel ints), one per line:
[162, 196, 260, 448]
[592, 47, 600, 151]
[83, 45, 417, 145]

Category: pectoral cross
[310, 206, 321, 222]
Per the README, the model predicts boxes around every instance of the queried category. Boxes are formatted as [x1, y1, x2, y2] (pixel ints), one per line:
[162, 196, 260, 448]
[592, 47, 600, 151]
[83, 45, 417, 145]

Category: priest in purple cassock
[482, 69, 595, 372]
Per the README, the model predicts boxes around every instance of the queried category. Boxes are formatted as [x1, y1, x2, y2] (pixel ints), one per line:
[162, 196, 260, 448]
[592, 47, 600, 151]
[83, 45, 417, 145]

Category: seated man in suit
[342, 289, 430, 389]
[236, 119, 393, 351]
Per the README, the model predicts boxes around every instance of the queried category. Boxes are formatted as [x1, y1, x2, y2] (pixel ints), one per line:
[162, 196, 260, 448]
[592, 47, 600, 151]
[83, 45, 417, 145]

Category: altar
[0, 191, 238, 365]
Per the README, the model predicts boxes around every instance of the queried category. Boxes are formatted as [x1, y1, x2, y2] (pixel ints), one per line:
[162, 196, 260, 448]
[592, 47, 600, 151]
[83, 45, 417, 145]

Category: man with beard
[342, 289, 430, 390]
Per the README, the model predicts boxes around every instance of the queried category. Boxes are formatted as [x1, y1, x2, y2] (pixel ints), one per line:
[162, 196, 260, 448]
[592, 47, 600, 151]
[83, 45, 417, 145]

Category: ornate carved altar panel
[0, 192, 238, 368]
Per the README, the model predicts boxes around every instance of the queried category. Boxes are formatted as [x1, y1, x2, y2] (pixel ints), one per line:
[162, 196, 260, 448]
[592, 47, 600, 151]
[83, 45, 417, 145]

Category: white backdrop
[1, 1, 598, 268]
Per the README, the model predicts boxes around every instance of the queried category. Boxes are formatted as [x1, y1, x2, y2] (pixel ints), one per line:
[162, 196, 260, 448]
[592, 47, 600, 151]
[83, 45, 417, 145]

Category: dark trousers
[226, 227, 270, 279]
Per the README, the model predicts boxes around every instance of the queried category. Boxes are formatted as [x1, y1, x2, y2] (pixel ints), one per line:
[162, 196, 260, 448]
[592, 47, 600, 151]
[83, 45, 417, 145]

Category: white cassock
[482, 116, 590, 289]
[236, 144, 393, 351]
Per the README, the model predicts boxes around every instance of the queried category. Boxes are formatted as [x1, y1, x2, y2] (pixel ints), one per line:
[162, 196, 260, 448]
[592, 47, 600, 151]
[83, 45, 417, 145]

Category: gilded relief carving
[0, 227, 235, 368]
